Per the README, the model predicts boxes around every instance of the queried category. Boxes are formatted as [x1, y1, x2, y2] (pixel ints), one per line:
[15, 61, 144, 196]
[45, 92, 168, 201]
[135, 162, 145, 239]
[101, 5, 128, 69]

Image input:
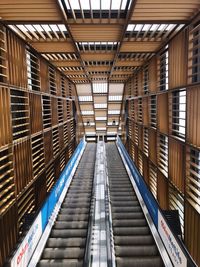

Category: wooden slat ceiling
[0, 0, 200, 135]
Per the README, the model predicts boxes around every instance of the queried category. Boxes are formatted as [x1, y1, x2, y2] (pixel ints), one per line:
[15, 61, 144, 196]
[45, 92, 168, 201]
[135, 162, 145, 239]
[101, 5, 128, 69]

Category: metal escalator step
[51, 229, 87, 238]
[59, 208, 89, 214]
[111, 192, 135, 196]
[113, 219, 147, 227]
[115, 245, 158, 257]
[116, 256, 163, 267]
[38, 259, 83, 267]
[114, 235, 154, 245]
[46, 238, 86, 248]
[60, 203, 90, 209]
[68, 189, 91, 193]
[42, 248, 84, 259]
[113, 226, 150, 236]
[112, 212, 143, 220]
[64, 193, 91, 198]
[56, 214, 89, 221]
[53, 221, 88, 229]
[62, 200, 90, 207]
[111, 201, 139, 207]
[111, 200, 140, 206]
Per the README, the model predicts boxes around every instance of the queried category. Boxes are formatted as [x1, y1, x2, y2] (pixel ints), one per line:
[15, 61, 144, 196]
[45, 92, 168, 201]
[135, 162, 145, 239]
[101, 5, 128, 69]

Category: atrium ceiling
[0, 0, 200, 135]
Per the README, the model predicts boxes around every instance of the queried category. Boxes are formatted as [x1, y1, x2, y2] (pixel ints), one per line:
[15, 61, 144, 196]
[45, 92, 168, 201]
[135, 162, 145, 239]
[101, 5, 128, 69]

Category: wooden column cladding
[157, 170, 169, 210]
[187, 86, 200, 147]
[0, 23, 84, 266]
[13, 138, 33, 196]
[149, 128, 157, 165]
[0, 86, 12, 147]
[29, 93, 43, 134]
[0, 25, 7, 84]
[185, 201, 200, 265]
[169, 138, 185, 193]
[157, 92, 169, 134]
[169, 30, 188, 89]
[148, 56, 157, 92]
[0, 204, 17, 267]
[6, 30, 27, 89]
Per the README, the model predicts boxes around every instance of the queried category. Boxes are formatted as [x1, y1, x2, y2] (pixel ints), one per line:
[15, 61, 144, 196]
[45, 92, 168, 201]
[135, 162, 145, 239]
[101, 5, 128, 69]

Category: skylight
[84, 122, 95, 126]
[94, 103, 107, 109]
[108, 95, 122, 101]
[95, 117, 107, 121]
[81, 110, 94, 115]
[79, 96, 93, 102]
[108, 110, 120, 115]
[64, 0, 129, 10]
[108, 121, 119, 126]
[96, 127, 106, 131]
[126, 24, 177, 32]
[93, 83, 108, 93]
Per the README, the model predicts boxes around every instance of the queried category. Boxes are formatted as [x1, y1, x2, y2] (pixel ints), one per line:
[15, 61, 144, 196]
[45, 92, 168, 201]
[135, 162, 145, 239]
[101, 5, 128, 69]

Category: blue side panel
[117, 138, 158, 226]
[41, 139, 85, 231]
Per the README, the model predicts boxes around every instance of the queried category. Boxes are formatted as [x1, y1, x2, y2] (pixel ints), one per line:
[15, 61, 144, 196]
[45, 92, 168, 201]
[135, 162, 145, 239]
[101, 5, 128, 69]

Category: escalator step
[57, 214, 89, 221]
[115, 245, 158, 256]
[51, 229, 87, 238]
[113, 219, 147, 227]
[42, 248, 84, 259]
[53, 221, 88, 229]
[112, 206, 141, 213]
[112, 212, 144, 220]
[114, 235, 154, 245]
[113, 226, 150, 237]
[38, 259, 83, 267]
[46, 238, 86, 248]
[115, 256, 163, 267]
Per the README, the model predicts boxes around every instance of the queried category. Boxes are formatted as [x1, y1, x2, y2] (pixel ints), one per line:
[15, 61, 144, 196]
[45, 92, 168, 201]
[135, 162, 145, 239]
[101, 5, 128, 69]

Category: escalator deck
[106, 143, 164, 267]
[37, 143, 96, 267]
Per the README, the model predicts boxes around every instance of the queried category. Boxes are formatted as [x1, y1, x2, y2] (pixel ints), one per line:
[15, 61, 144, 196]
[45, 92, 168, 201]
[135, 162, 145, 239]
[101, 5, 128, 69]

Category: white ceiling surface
[76, 82, 124, 135]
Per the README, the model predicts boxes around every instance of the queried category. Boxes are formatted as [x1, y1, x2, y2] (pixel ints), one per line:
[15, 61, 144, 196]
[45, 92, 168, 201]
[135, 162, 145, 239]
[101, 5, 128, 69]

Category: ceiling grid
[0, 0, 200, 135]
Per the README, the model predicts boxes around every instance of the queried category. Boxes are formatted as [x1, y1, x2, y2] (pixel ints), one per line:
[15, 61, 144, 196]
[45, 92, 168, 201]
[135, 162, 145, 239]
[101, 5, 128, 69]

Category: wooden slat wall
[29, 93, 43, 134]
[149, 128, 157, 165]
[0, 204, 17, 267]
[120, 16, 200, 266]
[185, 201, 200, 265]
[157, 170, 169, 210]
[0, 23, 84, 266]
[169, 138, 185, 193]
[169, 30, 188, 89]
[0, 86, 11, 147]
[6, 30, 27, 89]
[149, 57, 157, 92]
[13, 138, 33, 196]
[187, 86, 200, 147]
[157, 93, 169, 134]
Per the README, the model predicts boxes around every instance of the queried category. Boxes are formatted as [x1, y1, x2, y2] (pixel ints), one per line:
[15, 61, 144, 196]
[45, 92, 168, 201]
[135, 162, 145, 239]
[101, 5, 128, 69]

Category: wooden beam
[81, 52, 115, 61]
[120, 41, 161, 52]
[31, 41, 75, 53]
[115, 60, 144, 67]
[64, 70, 85, 75]
[86, 66, 111, 72]
[70, 24, 123, 42]
[112, 70, 133, 75]
[51, 60, 82, 67]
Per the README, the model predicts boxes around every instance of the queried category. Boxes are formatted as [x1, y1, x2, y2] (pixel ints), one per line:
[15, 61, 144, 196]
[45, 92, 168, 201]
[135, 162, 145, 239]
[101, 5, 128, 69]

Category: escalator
[37, 143, 96, 267]
[106, 143, 164, 267]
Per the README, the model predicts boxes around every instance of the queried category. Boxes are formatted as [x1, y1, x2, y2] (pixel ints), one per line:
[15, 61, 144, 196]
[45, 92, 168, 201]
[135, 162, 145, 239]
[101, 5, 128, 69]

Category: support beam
[120, 41, 161, 52]
[32, 41, 75, 53]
